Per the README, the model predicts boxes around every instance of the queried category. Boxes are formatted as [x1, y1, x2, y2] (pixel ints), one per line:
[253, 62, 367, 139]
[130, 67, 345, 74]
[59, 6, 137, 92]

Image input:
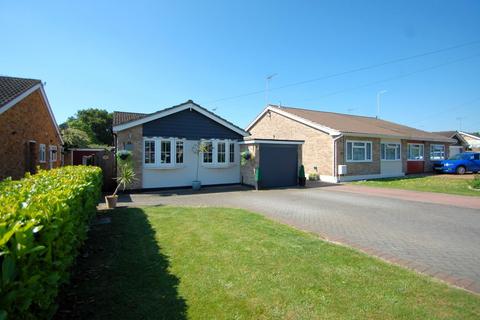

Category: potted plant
[240, 150, 254, 166]
[105, 150, 136, 209]
[298, 165, 306, 187]
[192, 142, 210, 190]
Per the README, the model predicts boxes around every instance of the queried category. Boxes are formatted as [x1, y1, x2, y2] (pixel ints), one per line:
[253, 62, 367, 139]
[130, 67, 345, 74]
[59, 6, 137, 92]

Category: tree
[62, 108, 113, 146]
[61, 128, 91, 149]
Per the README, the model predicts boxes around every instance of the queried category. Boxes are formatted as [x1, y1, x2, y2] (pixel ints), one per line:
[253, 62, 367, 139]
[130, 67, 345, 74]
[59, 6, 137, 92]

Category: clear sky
[1, 0, 479, 132]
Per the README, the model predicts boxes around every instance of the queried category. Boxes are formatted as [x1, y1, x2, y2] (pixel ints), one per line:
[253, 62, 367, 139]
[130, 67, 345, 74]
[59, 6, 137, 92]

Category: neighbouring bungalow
[246, 105, 455, 183]
[112, 100, 249, 190]
[0, 76, 63, 180]
[433, 131, 480, 154]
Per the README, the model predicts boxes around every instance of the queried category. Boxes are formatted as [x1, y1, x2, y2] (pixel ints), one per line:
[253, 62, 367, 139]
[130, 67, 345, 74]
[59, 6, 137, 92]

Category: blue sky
[1, 0, 479, 132]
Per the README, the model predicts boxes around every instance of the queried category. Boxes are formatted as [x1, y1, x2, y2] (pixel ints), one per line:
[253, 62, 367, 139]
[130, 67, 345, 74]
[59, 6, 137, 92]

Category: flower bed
[0, 166, 102, 319]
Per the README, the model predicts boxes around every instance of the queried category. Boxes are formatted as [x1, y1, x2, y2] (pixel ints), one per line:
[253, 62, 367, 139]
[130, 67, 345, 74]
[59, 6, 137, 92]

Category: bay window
[143, 138, 185, 167]
[201, 139, 236, 166]
[346, 140, 372, 162]
[381, 143, 401, 161]
[430, 144, 445, 160]
[407, 143, 424, 161]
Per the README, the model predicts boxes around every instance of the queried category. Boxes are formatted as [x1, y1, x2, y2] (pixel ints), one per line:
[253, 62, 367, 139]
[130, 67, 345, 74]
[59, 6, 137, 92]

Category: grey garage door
[259, 144, 298, 188]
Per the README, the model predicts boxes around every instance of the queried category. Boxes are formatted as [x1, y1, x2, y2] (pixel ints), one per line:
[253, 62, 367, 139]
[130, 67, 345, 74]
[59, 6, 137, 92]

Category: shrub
[0, 166, 102, 319]
[471, 175, 480, 190]
[308, 173, 319, 181]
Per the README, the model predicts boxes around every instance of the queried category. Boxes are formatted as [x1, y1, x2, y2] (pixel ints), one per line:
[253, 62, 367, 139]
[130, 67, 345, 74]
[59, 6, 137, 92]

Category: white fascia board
[0, 83, 64, 145]
[239, 139, 304, 145]
[458, 131, 480, 140]
[39, 85, 64, 145]
[113, 102, 248, 137]
[341, 132, 455, 143]
[245, 106, 341, 136]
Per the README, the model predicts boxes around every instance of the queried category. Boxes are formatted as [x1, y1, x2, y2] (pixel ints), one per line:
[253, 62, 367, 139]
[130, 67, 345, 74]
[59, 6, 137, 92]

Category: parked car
[433, 152, 480, 174]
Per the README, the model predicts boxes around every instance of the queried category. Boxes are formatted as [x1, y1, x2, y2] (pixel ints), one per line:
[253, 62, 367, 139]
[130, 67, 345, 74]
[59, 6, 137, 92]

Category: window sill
[407, 159, 424, 161]
[201, 163, 237, 169]
[381, 159, 401, 162]
[143, 164, 186, 170]
[346, 160, 373, 163]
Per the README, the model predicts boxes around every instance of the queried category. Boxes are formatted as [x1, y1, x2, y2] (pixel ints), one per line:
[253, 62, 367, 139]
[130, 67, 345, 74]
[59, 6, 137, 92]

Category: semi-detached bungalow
[246, 105, 455, 183]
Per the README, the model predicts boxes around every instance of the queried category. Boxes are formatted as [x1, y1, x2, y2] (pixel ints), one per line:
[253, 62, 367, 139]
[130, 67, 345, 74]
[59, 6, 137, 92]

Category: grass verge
[352, 174, 479, 196]
[55, 207, 480, 319]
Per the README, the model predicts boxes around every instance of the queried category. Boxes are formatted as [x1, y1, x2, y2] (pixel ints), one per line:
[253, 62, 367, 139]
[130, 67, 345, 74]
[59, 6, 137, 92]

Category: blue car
[433, 152, 480, 174]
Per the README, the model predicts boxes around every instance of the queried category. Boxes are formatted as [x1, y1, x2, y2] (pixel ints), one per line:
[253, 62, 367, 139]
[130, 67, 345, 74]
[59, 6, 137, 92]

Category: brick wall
[240, 144, 259, 187]
[116, 125, 143, 189]
[404, 141, 450, 173]
[248, 110, 333, 176]
[0, 89, 62, 180]
[336, 136, 381, 176]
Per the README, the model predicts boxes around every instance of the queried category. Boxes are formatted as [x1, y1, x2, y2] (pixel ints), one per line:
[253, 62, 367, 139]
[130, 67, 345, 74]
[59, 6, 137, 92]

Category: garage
[239, 139, 303, 189]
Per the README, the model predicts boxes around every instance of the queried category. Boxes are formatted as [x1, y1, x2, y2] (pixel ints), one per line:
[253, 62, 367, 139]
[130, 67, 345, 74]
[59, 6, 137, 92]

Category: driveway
[114, 185, 480, 293]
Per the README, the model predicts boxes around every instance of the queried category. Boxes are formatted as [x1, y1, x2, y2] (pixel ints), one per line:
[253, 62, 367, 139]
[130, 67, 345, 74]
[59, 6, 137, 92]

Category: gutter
[332, 134, 344, 182]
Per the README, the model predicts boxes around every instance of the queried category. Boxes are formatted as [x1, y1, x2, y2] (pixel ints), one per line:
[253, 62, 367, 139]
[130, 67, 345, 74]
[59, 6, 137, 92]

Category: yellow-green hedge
[0, 166, 102, 319]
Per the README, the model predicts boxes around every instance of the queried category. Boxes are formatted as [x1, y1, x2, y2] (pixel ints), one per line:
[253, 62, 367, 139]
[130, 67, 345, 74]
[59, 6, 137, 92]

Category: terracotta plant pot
[105, 195, 118, 209]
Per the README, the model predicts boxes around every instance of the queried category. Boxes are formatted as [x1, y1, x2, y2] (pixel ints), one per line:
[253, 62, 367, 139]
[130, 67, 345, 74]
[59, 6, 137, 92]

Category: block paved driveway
[118, 185, 480, 293]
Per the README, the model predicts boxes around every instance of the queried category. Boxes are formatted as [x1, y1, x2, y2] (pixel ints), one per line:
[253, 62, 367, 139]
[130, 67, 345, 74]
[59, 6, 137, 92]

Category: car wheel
[456, 166, 466, 175]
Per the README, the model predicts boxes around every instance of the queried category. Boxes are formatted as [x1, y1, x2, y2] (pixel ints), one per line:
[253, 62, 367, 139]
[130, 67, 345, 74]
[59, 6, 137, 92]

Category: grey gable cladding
[142, 108, 244, 140]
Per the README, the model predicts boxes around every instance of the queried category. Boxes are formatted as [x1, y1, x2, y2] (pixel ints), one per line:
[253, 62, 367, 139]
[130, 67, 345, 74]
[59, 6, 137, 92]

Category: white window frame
[39, 144, 46, 163]
[229, 142, 235, 163]
[217, 141, 226, 164]
[201, 140, 214, 164]
[144, 139, 156, 166]
[346, 140, 372, 162]
[381, 143, 401, 161]
[430, 144, 445, 160]
[201, 139, 236, 167]
[407, 143, 424, 161]
[49, 145, 57, 162]
[160, 140, 173, 165]
[176, 140, 184, 164]
[143, 137, 186, 168]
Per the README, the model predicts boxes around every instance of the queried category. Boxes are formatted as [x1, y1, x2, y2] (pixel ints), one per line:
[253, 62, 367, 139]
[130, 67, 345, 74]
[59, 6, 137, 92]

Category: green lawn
[352, 174, 480, 196]
[55, 207, 480, 320]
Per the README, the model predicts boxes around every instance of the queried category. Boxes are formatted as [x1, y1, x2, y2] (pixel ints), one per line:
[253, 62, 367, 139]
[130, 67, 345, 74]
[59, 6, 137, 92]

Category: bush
[0, 166, 102, 319]
[471, 175, 480, 190]
[308, 173, 319, 181]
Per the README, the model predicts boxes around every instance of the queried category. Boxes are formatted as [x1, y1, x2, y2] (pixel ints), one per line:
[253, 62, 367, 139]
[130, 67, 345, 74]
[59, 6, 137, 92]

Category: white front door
[380, 139, 403, 176]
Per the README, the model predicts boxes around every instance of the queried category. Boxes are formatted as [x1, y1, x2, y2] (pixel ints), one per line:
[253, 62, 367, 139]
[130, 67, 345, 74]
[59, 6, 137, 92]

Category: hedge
[0, 166, 102, 319]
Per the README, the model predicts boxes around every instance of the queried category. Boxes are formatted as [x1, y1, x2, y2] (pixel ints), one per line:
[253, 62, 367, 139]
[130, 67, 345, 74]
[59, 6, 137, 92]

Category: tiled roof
[270, 105, 453, 142]
[0, 76, 41, 110]
[113, 111, 148, 126]
[432, 131, 457, 138]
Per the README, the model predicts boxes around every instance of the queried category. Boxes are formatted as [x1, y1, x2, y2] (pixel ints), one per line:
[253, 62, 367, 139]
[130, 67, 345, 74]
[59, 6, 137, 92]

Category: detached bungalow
[247, 105, 455, 183]
[0, 76, 63, 180]
[112, 100, 249, 190]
